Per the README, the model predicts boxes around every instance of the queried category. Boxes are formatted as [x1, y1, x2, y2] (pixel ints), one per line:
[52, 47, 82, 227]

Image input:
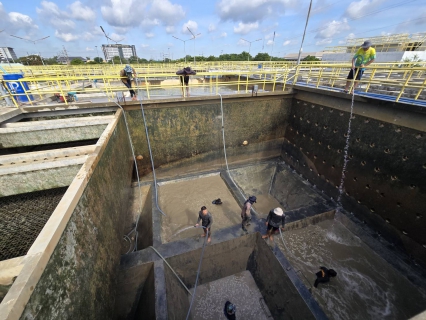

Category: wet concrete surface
[188, 270, 271, 320]
[159, 174, 242, 243]
[231, 162, 327, 217]
[278, 219, 426, 320]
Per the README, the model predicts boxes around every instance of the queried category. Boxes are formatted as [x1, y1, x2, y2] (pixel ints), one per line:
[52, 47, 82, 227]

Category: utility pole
[296, 0, 313, 65]
[240, 38, 262, 61]
[187, 27, 201, 65]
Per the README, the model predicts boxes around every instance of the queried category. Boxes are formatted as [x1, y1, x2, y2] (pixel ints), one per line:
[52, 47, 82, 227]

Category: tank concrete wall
[18, 115, 133, 320]
[126, 95, 290, 178]
[282, 87, 426, 267]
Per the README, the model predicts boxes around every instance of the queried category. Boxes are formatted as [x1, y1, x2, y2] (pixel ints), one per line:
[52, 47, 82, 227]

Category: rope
[149, 246, 192, 296]
[186, 227, 209, 320]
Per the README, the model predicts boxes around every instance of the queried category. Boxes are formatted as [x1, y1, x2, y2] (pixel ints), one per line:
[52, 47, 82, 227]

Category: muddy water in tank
[277, 219, 426, 320]
[159, 174, 242, 242]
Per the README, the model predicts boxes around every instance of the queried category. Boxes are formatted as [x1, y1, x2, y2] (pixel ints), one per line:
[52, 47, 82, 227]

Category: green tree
[128, 56, 139, 63]
[19, 55, 43, 65]
[302, 55, 320, 61]
[94, 57, 103, 63]
[44, 56, 59, 65]
[70, 58, 84, 65]
[253, 52, 271, 61]
[399, 54, 423, 68]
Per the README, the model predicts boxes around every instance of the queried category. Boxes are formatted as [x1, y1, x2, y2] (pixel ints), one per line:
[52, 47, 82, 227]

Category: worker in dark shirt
[314, 266, 337, 288]
[224, 301, 236, 320]
[195, 206, 213, 243]
[262, 207, 285, 242]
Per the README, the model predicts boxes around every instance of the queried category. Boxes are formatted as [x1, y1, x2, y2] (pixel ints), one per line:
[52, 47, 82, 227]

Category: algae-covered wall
[126, 95, 290, 178]
[19, 116, 133, 320]
[282, 87, 426, 267]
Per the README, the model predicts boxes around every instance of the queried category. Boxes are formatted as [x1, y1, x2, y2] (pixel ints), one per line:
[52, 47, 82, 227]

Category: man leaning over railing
[344, 40, 376, 94]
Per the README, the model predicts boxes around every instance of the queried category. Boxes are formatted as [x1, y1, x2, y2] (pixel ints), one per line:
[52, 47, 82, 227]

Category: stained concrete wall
[282, 87, 426, 267]
[136, 186, 153, 250]
[19, 115, 133, 320]
[114, 262, 155, 320]
[126, 95, 290, 178]
[248, 237, 316, 320]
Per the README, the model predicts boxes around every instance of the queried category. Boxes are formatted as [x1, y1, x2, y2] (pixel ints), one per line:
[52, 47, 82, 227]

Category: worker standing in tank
[195, 206, 213, 243]
[262, 207, 285, 242]
[241, 196, 256, 232]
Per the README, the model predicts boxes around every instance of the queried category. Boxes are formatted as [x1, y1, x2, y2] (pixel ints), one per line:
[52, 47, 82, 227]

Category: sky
[0, 0, 425, 60]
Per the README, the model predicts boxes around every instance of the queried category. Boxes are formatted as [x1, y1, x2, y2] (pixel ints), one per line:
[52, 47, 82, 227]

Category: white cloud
[150, 0, 185, 25]
[101, 0, 148, 27]
[208, 24, 216, 32]
[233, 22, 258, 34]
[55, 30, 79, 42]
[266, 40, 274, 46]
[283, 40, 291, 46]
[265, 32, 279, 40]
[145, 32, 155, 38]
[8, 12, 39, 31]
[165, 26, 175, 34]
[50, 17, 75, 31]
[69, 1, 96, 21]
[109, 32, 125, 42]
[316, 38, 332, 46]
[315, 19, 350, 39]
[86, 47, 94, 51]
[217, 0, 297, 23]
[345, 0, 383, 19]
[141, 44, 150, 48]
[237, 39, 249, 46]
[220, 32, 227, 38]
[338, 33, 356, 44]
[182, 20, 198, 34]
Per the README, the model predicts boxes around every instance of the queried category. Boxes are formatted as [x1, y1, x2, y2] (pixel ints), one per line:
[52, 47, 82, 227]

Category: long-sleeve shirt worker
[197, 211, 213, 229]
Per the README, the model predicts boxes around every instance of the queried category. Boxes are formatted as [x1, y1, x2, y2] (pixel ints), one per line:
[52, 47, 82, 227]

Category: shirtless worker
[195, 206, 213, 243]
[241, 196, 256, 232]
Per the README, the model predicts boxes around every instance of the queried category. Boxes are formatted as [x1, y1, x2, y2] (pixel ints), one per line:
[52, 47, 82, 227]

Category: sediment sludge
[1, 87, 425, 319]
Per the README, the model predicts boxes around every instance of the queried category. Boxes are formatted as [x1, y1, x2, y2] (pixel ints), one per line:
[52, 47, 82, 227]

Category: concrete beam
[0, 156, 88, 196]
[0, 116, 113, 148]
[0, 108, 22, 124]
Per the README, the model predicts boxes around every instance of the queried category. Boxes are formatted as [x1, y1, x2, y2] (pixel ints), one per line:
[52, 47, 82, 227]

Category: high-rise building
[0, 47, 18, 62]
[101, 44, 137, 61]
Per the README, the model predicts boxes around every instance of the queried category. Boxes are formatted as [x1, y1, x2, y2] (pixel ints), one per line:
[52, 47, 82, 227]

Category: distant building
[322, 33, 426, 62]
[101, 44, 137, 61]
[0, 47, 18, 62]
[57, 56, 87, 65]
[283, 52, 324, 61]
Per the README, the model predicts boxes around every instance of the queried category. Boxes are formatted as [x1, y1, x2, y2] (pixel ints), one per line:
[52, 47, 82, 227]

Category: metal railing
[1, 62, 425, 108]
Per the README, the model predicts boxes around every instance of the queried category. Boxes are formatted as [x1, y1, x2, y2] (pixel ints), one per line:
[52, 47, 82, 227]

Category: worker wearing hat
[262, 207, 286, 242]
[241, 195, 256, 232]
[344, 40, 376, 94]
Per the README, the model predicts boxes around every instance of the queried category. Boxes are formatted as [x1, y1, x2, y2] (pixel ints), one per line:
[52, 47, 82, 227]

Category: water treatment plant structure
[0, 84, 425, 319]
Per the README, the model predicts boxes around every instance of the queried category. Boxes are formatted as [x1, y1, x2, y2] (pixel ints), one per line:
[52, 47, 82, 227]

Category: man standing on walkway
[344, 40, 376, 94]
[120, 64, 138, 101]
[195, 206, 213, 243]
[241, 196, 256, 232]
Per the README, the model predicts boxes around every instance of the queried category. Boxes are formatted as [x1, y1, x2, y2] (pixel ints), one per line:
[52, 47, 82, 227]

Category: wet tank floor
[188, 270, 272, 320]
[159, 174, 242, 242]
[276, 219, 426, 320]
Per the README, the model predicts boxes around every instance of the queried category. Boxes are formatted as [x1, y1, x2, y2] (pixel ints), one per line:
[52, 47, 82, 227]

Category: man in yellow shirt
[344, 40, 376, 94]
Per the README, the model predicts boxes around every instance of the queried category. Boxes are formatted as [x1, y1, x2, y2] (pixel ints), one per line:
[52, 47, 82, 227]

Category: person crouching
[262, 207, 285, 242]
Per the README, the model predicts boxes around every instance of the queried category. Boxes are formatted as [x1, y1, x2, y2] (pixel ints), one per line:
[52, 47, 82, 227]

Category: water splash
[168, 226, 196, 241]
[337, 91, 356, 209]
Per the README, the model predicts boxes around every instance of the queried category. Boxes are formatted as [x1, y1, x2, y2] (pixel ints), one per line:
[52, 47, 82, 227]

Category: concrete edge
[0, 156, 87, 175]
[0, 109, 122, 320]
[0, 145, 96, 165]
[0, 108, 22, 123]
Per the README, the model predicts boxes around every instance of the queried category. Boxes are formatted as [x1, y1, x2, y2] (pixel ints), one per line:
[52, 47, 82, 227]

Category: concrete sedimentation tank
[0, 86, 425, 320]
